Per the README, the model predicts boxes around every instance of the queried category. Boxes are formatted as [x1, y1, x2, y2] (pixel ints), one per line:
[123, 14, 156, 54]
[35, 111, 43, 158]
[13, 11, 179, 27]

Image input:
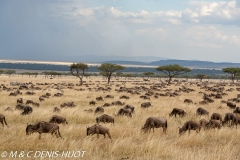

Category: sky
[0, 0, 240, 63]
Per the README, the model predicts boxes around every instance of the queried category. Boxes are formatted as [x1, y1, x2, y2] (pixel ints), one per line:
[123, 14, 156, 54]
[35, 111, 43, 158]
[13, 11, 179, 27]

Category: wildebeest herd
[1, 76, 240, 159]
[1, 77, 240, 141]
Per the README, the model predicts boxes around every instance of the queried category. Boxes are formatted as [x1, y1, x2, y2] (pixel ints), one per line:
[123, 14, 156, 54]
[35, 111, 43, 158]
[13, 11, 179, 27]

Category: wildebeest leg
[39, 133, 42, 139]
[1, 121, 3, 129]
[58, 129, 62, 138]
[4, 118, 8, 127]
[107, 132, 111, 139]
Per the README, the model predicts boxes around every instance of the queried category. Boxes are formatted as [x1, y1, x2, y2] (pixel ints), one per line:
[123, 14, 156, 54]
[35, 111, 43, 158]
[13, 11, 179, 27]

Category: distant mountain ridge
[104, 59, 240, 69]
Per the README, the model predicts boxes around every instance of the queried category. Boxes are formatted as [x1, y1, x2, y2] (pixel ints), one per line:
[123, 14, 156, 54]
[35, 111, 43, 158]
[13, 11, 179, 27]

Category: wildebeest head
[26, 124, 34, 135]
[86, 126, 93, 136]
[178, 127, 184, 135]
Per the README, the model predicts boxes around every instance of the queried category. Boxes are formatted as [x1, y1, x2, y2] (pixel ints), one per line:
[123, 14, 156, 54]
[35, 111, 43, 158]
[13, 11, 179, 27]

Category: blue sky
[0, 0, 240, 62]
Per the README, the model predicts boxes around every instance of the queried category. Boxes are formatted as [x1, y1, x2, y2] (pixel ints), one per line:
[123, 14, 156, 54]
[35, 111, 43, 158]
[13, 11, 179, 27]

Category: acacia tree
[156, 64, 191, 84]
[143, 72, 155, 79]
[97, 63, 124, 85]
[70, 63, 89, 85]
[222, 67, 240, 83]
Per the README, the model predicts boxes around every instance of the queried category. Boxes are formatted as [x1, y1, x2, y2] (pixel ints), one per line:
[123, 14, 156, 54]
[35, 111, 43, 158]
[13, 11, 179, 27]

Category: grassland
[0, 75, 239, 160]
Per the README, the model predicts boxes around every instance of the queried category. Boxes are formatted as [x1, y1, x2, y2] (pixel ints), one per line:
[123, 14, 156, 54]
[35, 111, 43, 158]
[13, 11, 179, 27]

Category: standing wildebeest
[196, 107, 209, 116]
[142, 117, 167, 133]
[124, 105, 135, 113]
[184, 99, 193, 104]
[141, 102, 151, 108]
[21, 106, 33, 115]
[26, 121, 62, 139]
[17, 98, 23, 104]
[233, 107, 240, 114]
[49, 115, 68, 124]
[53, 107, 61, 112]
[26, 100, 33, 105]
[232, 116, 240, 128]
[205, 119, 221, 130]
[211, 113, 222, 122]
[96, 114, 114, 124]
[116, 108, 132, 117]
[199, 119, 209, 128]
[94, 107, 104, 114]
[0, 114, 9, 129]
[222, 112, 236, 126]
[169, 108, 186, 117]
[179, 121, 201, 135]
[86, 124, 111, 139]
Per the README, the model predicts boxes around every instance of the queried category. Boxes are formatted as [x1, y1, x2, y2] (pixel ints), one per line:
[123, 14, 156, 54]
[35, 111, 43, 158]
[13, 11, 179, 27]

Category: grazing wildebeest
[141, 102, 151, 108]
[96, 114, 114, 124]
[142, 117, 167, 133]
[116, 108, 132, 117]
[21, 106, 33, 115]
[205, 119, 221, 130]
[232, 116, 240, 128]
[0, 114, 9, 129]
[39, 96, 45, 102]
[179, 121, 201, 135]
[169, 108, 186, 117]
[233, 107, 240, 114]
[211, 113, 222, 122]
[196, 107, 209, 116]
[124, 105, 135, 113]
[26, 121, 62, 139]
[26, 100, 34, 105]
[222, 112, 236, 126]
[184, 99, 193, 104]
[49, 115, 68, 124]
[86, 124, 111, 139]
[17, 98, 23, 104]
[199, 119, 209, 128]
[94, 107, 104, 114]
[53, 107, 61, 112]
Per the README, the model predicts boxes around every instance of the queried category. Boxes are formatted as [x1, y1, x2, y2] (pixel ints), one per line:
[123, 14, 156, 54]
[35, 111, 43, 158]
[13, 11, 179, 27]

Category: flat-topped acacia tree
[222, 67, 240, 83]
[97, 63, 125, 85]
[156, 64, 191, 84]
[70, 63, 89, 85]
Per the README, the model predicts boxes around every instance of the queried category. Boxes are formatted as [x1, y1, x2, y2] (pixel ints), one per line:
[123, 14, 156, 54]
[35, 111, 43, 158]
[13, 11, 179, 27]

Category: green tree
[70, 63, 89, 85]
[156, 64, 191, 84]
[0, 70, 4, 75]
[97, 63, 124, 85]
[222, 67, 240, 83]
[143, 72, 155, 79]
[196, 74, 206, 81]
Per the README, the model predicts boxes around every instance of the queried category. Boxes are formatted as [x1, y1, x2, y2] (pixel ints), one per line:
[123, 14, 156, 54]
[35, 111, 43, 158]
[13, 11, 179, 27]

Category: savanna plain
[0, 75, 240, 160]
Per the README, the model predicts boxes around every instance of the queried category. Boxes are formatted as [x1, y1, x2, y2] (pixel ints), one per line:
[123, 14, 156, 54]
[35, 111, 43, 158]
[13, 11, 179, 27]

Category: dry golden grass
[0, 75, 240, 160]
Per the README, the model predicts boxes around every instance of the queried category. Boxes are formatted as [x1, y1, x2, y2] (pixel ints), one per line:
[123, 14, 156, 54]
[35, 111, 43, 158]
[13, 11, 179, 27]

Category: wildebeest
[211, 113, 222, 122]
[232, 116, 240, 128]
[124, 105, 135, 113]
[184, 99, 193, 104]
[227, 102, 236, 109]
[84, 109, 93, 113]
[96, 96, 103, 101]
[86, 124, 111, 139]
[49, 115, 68, 124]
[94, 107, 104, 114]
[116, 108, 132, 117]
[233, 107, 240, 114]
[199, 119, 209, 127]
[222, 112, 236, 126]
[169, 108, 186, 117]
[0, 114, 9, 129]
[26, 100, 33, 105]
[196, 107, 209, 116]
[26, 121, 62, 139]
[141, 102, 151, 108]
[4, 107, 13, 112]
[53, 107, 61, 112]
[205, 119, 221, 130]
[142, 117, 167, 133]
[89, 100, 96, 105]
[179, 121, 201, 135]
[39, 96, 45, 102]
[96, 114, 114, 124]
[15, 104, 26, 110]
[17, 98, 23, 104]
[21, 106, 33, 115]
